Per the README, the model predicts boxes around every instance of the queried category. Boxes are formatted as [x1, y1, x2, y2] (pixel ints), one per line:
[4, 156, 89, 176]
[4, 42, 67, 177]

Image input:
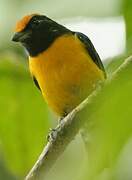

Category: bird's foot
[58, 117, 64, 124]
[47, 128, 58, 142]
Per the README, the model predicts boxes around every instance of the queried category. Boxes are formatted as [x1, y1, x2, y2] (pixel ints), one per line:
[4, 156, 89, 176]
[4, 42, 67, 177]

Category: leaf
[82, 58, 132, 180]
[0, 60, 50, 177]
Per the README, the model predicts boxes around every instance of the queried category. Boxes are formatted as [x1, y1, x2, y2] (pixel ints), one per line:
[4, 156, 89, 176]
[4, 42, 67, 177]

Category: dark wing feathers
[33, 76, 41, 91]
[75, 32, 106, 78]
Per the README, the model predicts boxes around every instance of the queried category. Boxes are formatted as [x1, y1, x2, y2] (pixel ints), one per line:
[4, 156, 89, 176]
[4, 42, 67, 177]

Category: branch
[25, 56, 132, 180]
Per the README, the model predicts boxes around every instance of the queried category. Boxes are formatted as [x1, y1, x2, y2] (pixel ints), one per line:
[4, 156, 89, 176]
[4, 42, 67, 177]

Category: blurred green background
[0, 0, 132, 180]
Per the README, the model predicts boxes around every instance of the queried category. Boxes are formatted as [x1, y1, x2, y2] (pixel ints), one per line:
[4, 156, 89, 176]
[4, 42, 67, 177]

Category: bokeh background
[0, 0, 132, 180]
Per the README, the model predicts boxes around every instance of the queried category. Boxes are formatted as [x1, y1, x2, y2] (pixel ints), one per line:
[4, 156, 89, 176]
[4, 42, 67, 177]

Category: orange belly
[29, 34, 105, 116]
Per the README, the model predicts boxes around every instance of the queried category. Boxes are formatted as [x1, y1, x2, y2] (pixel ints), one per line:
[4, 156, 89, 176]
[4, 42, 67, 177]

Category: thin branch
[25, 56, 132, 180]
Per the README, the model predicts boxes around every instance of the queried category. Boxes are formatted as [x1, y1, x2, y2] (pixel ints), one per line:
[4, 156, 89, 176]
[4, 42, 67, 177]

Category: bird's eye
[31, 18, 41, 28]
[33, 20, 40, 25]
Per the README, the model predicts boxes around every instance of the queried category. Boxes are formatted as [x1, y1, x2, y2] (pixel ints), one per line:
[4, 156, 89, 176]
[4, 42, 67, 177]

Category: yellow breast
[29, 34, 104, 116]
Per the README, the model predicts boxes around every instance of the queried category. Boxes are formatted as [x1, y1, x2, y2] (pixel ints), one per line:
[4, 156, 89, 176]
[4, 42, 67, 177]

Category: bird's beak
[12, 31, 31, 42]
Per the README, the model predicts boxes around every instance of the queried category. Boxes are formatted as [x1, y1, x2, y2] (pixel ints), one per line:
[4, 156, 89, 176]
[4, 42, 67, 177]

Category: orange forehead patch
[15, 14, 38, 32]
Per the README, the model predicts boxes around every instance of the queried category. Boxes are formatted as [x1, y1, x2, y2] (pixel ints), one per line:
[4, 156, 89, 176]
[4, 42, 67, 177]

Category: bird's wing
[33, 76, 41, 91]
[75, 32, 106, 78]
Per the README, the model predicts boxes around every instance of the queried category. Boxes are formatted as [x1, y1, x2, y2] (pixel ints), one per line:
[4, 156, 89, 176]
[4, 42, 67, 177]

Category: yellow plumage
[29, 34, 105, 116]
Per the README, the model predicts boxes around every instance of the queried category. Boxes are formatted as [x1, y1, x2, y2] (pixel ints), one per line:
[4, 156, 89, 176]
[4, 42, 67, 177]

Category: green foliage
[82, 58, 132, 180]
[123, 0, 132, 54]
[0, 60, 50, 178]
[105, 56, 125, 76]
[0, 157, 17, 180]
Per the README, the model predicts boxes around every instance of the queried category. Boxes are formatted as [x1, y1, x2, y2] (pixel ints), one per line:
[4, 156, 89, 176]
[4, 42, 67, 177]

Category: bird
[12, 14, 106, 118]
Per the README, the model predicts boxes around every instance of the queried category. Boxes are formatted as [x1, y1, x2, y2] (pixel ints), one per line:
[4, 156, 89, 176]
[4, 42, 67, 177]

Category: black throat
[22, 16, 72, 57]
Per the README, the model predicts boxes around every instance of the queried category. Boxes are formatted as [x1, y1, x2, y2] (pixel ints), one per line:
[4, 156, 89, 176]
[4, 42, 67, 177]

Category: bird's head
[12, 14, 71, 56]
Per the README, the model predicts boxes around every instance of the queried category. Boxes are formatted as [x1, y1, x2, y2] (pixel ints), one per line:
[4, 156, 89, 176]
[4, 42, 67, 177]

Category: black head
[12, 14, 71, 57]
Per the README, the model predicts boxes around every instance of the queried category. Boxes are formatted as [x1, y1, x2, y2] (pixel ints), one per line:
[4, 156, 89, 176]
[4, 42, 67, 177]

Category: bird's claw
[47, 128, 57, 142]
